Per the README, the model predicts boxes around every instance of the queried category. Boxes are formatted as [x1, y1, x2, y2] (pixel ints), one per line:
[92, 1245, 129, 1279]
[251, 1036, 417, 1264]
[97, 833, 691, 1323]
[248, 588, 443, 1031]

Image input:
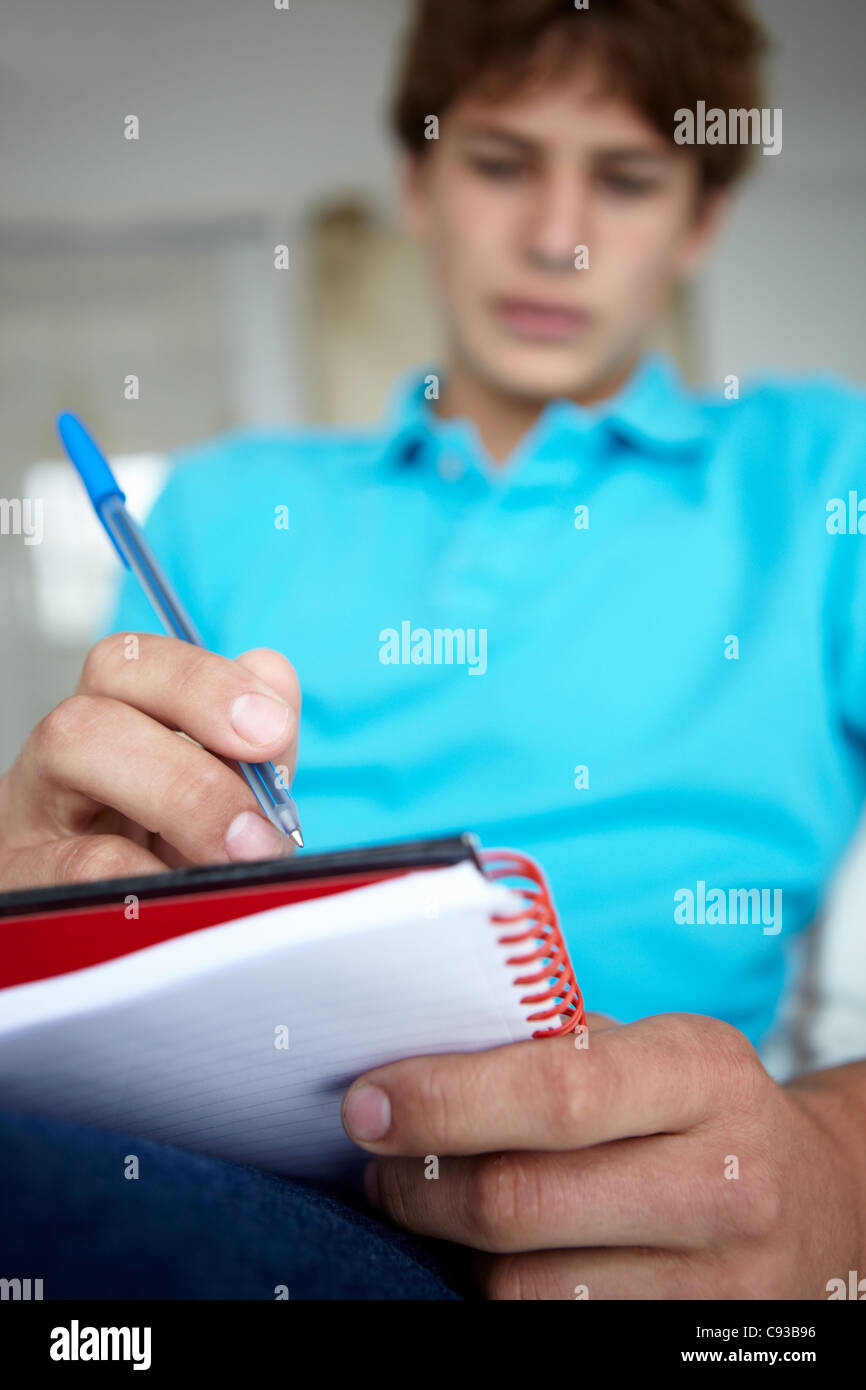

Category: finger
[584, 1010, 620, 1032]
[368, 1130, 739, 1253]
[473, 1247, 702, 1301]
[10, 694, 286, 864]
[342, 1014, 751, 1157]
[76, 633, 299, 767]
[0, 834, 168, 891]
[233, 648, 301, 784]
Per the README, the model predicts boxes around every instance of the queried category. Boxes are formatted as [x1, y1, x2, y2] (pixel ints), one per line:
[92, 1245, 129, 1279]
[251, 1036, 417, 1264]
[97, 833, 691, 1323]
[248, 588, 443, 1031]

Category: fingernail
[363, 1160, 380, 1208]
[343, 1084, 391, 1142]
[231, 692, 290, 747]
[225, 810, 284, 862]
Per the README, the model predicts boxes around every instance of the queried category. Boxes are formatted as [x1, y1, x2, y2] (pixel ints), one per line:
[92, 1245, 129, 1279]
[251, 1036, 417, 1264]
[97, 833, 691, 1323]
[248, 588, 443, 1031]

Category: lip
[495, 297, 595, 341]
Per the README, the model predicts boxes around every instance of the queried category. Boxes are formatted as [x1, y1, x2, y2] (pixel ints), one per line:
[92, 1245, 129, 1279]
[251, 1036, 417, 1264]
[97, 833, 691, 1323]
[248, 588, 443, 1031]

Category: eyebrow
[456, 125, 674, 164]
[456, 125, 539, 154]
[593, 148, 673, 165]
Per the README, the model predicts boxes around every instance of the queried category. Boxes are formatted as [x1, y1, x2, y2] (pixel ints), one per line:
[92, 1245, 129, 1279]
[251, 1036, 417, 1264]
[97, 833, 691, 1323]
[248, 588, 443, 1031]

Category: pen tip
[273, 801, 303, 846]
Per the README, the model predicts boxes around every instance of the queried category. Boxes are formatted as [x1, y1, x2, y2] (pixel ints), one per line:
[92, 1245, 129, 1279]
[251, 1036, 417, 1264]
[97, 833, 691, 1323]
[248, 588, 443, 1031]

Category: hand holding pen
[13, 412, 304, 855]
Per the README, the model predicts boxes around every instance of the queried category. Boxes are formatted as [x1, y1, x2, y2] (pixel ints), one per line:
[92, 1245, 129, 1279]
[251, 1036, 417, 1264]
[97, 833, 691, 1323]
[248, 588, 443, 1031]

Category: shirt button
[438, 453, 464, 481]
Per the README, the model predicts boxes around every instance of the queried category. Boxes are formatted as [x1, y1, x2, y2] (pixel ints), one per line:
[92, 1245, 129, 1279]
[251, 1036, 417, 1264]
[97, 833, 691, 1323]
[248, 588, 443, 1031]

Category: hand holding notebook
[0, 837, 583, 1179]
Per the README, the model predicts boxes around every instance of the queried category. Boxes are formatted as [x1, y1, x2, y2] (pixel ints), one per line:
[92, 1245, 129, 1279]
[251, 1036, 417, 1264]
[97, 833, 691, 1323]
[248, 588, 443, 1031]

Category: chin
[469, 336, 608, 405]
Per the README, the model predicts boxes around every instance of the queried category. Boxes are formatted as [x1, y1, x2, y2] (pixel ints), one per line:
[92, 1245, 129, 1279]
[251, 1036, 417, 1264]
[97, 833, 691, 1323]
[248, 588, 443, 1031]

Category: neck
[435, 354, 640, 466]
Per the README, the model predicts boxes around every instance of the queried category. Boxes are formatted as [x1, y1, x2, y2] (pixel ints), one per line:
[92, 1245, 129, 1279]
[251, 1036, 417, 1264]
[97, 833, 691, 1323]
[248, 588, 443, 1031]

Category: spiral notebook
[0, 836, 583, 1179]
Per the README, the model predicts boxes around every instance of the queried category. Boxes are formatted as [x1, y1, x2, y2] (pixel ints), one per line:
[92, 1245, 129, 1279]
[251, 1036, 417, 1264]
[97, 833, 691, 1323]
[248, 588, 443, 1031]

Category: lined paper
[0, 862, 534, 1178]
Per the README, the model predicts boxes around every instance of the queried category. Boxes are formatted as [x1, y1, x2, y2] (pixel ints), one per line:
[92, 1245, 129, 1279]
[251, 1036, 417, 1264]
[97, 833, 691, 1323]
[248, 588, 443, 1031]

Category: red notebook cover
[0, 837, 585, 1038]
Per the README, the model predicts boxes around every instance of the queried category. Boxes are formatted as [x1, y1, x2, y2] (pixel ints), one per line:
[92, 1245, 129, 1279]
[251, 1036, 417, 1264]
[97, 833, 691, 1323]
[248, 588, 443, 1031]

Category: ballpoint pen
[56, 411, 304, 848]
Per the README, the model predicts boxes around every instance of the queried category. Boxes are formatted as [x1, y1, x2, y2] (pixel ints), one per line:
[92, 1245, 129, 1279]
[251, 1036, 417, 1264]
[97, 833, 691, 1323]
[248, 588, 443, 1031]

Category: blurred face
[402, 54, 724, 404]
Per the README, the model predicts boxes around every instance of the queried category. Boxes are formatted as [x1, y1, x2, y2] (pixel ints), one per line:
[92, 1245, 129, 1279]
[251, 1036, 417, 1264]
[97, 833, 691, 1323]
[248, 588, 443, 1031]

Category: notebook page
[0, 861, 535, 1179]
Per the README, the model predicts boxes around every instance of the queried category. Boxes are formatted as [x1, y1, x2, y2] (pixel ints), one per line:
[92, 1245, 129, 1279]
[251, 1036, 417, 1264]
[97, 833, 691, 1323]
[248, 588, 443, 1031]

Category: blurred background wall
[1, 0, 865, 1069]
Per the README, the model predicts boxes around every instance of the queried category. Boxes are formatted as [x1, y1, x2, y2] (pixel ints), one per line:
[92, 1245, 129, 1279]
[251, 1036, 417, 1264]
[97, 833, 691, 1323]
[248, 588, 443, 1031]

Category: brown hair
[391, 0, 769, 189]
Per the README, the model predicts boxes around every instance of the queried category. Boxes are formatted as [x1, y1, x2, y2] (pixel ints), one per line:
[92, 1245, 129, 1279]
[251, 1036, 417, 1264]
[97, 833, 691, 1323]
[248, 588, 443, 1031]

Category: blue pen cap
[57, 412, 126, 509]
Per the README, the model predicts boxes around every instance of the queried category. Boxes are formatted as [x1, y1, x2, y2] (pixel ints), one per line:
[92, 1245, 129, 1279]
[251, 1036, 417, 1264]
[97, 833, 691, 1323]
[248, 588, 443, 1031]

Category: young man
[2, 0, 865, 1298]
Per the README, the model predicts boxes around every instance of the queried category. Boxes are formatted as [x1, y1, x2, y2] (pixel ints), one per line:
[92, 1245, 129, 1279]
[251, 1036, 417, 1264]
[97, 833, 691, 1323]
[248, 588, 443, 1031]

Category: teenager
[2, 0, 865, 1298]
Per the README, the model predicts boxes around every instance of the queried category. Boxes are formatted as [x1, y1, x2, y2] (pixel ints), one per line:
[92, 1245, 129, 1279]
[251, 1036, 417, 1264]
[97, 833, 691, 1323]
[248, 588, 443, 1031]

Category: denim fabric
[0, 1110, 472, 1300]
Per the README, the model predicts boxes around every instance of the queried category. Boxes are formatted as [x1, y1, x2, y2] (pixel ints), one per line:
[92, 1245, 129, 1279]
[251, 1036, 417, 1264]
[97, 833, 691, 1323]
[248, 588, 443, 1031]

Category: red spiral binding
[480, 848, 586, 1039]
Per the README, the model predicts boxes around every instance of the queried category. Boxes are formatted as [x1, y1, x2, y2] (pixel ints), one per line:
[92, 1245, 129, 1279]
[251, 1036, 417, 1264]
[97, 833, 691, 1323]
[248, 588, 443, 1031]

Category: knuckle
[57, 834, 137, 885]
[80, 633, 126, 690]
[666, 1013, 764, 1108]
[482, 1253, 531, 1301]
[35, 695, 101, 757]
[492, 1153, 546, 1235]
[663, 1011, 727, 1056]
[557, 1044, 596, 1134]
[172, 647, 217, 705]
[378, 1162, 414, 1230]
[163, 750, 235, 827]
[711, 1024, 764, 1106]
[416, 1056, 464, 1148]
[464, 1155, 520, 1250]
[732, 1163, 785, 1241]
[703, 1014, 757, 1064]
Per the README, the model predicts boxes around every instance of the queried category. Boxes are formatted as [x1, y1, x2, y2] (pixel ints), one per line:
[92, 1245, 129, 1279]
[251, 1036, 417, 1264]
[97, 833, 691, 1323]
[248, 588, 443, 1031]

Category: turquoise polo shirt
[105, 354, 866, 1052]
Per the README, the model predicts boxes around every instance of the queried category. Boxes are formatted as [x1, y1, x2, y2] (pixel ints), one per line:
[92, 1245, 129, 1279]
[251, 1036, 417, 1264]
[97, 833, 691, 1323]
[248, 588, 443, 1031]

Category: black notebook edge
[0, 833, 482, 919]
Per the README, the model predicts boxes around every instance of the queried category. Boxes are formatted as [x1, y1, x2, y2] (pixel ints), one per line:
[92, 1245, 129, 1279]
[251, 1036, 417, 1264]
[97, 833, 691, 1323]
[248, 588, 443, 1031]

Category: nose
[524, 168, 589, 274]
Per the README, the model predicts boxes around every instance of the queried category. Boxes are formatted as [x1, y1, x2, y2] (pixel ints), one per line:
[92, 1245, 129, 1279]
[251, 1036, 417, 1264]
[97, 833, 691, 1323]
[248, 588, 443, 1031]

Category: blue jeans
[0, 1110, 472, 1299]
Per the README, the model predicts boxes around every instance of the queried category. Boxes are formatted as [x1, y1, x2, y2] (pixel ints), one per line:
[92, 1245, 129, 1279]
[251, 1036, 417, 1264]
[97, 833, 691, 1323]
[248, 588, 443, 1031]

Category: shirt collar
[381, 353, 711, 478]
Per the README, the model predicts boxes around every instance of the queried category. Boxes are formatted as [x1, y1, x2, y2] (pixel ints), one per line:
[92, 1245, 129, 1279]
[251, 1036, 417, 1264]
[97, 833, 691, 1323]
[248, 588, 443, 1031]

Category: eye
[469, 155, 529, 181]
[599, 172, 660, 196]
